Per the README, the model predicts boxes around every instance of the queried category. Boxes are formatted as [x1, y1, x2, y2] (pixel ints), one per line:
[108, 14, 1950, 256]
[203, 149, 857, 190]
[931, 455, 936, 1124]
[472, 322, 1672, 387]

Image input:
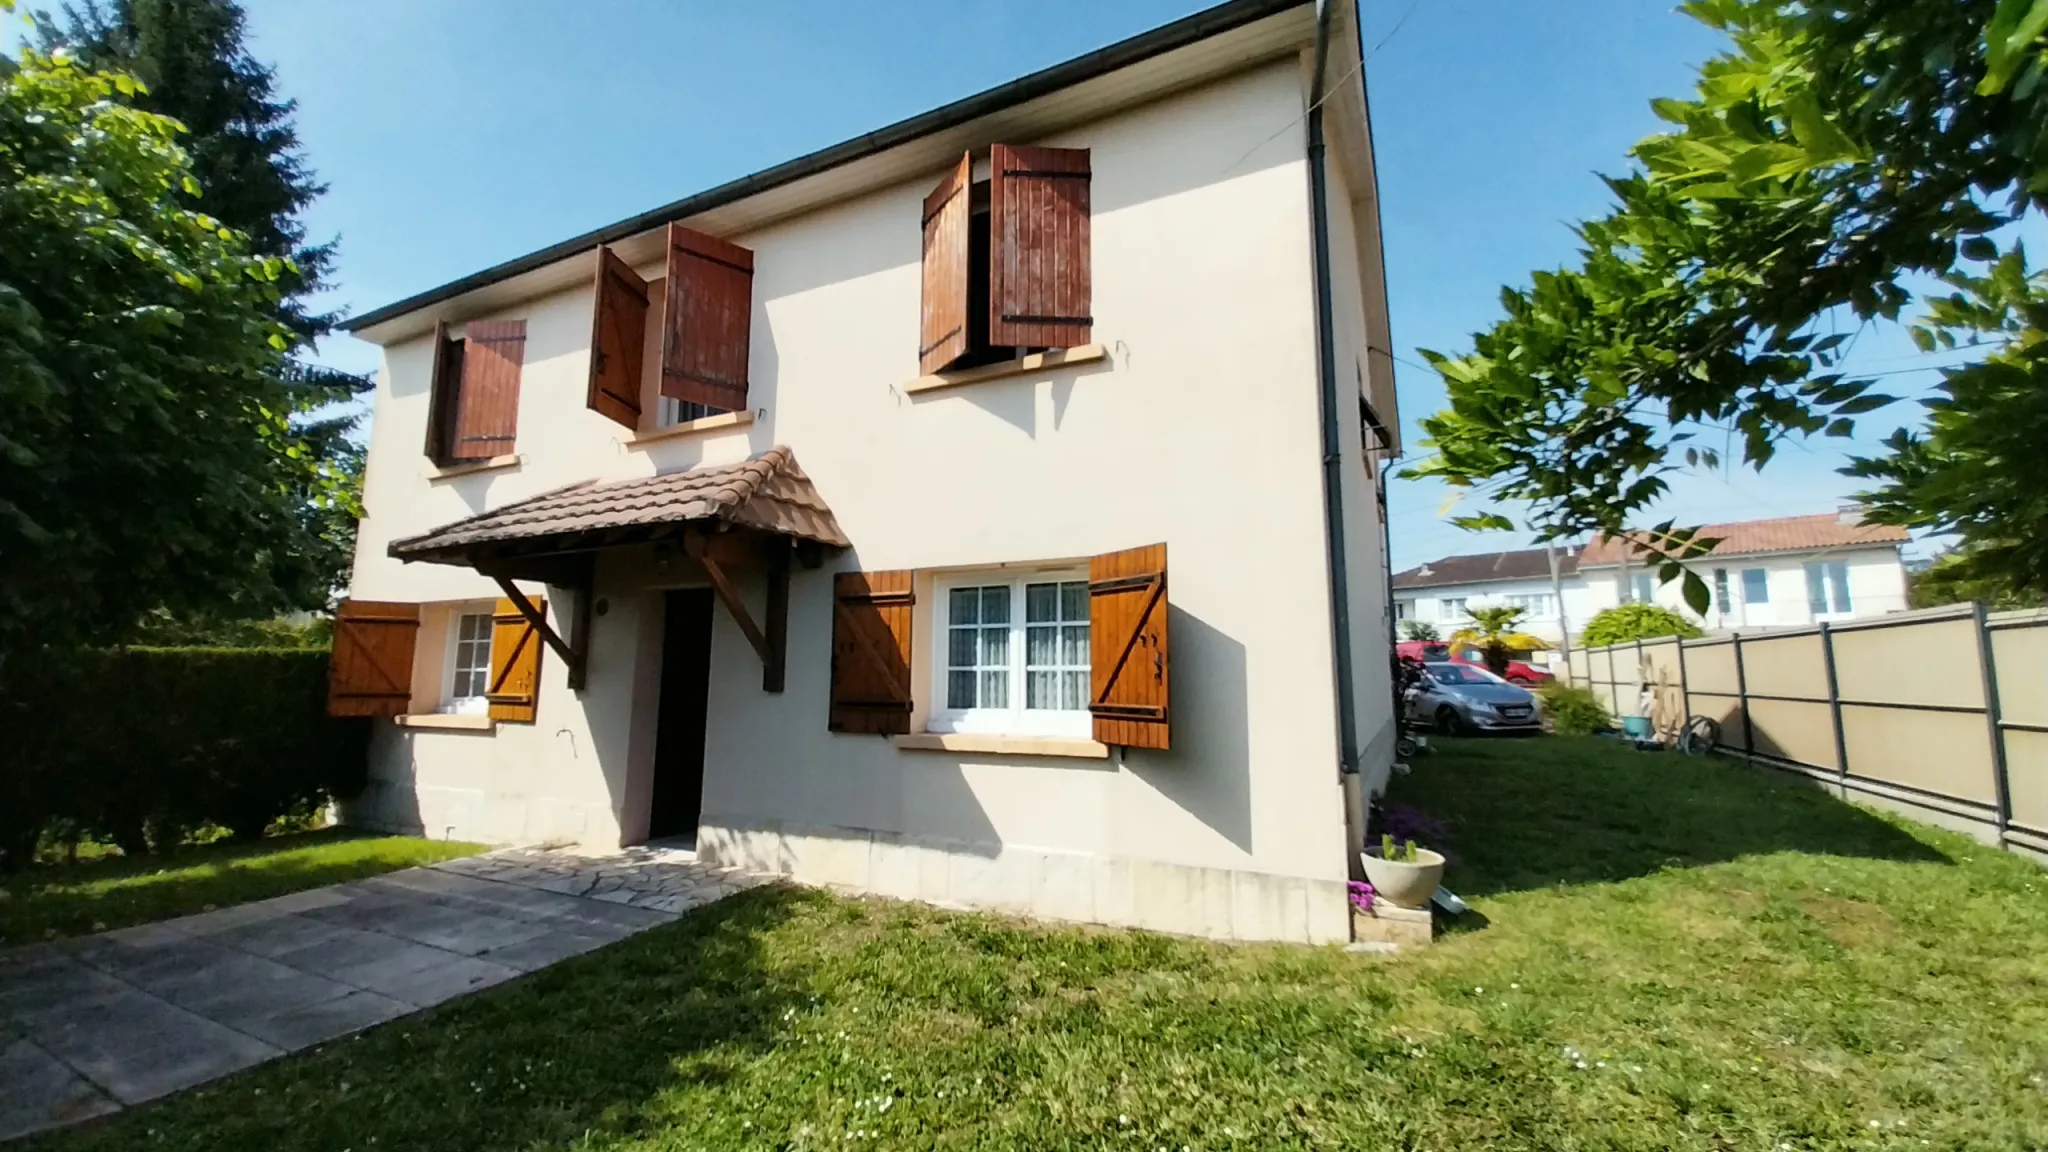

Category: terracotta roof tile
[389, 446, 848, 564]
[1577, 512, 1906, 566]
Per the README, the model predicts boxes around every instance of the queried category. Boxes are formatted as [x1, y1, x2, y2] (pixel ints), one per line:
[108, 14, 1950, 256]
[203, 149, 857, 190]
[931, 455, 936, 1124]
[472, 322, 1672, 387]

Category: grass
[0, 829, 481, 946]
[28, 738, 2048, 1150]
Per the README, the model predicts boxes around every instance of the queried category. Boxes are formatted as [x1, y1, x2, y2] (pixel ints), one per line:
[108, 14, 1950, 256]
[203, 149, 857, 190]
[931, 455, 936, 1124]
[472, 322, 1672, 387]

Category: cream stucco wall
[342, 59, 1384, 943]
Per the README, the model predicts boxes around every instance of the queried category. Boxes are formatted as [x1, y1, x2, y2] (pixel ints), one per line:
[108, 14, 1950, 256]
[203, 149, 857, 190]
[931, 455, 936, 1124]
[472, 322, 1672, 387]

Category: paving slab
[0, 843, 765, 1142]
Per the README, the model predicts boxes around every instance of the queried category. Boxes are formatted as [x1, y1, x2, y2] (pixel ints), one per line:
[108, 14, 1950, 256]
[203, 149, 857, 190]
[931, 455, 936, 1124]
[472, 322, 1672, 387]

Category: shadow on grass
[1387, 736, 1950, 898]
[0, 829, 473, 945]
[42, 886, 823, 1152]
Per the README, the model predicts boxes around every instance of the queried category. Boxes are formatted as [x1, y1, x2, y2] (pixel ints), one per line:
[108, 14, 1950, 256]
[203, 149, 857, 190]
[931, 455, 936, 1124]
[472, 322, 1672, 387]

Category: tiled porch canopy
[388, 445, 847, 568]
[387, 446, 846, 694]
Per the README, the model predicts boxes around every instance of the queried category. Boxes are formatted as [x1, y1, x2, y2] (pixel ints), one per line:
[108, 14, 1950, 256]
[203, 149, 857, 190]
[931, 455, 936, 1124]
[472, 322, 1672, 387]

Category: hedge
[0, 648, 368, 870]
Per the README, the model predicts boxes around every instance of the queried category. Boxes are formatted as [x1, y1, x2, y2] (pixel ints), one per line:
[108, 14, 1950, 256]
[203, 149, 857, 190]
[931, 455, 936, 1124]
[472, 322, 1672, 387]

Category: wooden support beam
[492, 576, 583, 683]
[762, 541, 790, 694]
[683, 531, 774, 670]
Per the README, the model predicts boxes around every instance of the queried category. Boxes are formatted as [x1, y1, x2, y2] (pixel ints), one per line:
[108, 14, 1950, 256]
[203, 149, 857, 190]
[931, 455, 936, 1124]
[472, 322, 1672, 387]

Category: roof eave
[343, 0, 1315, 344]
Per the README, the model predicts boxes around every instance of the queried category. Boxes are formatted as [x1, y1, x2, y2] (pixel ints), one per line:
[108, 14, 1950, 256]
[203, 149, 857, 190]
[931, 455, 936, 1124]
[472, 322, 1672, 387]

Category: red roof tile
[1577, 512, 1906, 566]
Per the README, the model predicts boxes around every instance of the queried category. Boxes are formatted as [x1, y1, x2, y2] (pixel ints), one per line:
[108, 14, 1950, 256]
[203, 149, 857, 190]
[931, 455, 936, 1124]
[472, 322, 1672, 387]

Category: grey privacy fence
[1564, 604, 2048, 865]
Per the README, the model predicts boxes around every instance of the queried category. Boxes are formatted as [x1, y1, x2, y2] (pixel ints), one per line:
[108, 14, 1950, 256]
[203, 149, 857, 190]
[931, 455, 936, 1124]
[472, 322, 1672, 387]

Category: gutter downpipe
[1307, 0, 1360, 782]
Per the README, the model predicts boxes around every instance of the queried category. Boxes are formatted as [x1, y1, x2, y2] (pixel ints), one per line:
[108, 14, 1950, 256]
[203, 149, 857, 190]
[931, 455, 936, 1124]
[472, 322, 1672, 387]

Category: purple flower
[1382, 803, 1449, 846]
[1347, 880, 1377, 912]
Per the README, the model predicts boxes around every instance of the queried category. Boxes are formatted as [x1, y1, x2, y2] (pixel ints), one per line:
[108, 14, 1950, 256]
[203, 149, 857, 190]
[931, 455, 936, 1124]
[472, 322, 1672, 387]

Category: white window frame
[928, 569, 1092, 738]
[440, 604, 495, 715]
[1741, 567, 1771, 605]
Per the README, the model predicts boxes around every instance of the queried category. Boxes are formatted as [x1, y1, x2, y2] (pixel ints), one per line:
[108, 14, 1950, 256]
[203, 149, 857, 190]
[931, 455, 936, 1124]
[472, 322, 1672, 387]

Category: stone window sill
[425, 454, 521, 481]
[625, 409, 755, 446]
[892, 732, 1109, 760]
[903, 343, 1108, 396]
[396, 713, 494, 732]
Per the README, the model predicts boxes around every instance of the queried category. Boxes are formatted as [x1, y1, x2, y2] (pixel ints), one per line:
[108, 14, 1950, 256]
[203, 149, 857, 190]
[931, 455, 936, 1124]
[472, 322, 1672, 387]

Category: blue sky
[10, 0, 1973, 567]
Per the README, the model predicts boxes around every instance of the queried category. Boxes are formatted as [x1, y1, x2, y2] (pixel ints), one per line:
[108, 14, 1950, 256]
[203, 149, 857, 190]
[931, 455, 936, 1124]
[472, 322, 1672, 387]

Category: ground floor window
[931, 571, 1091, 737]
[1805, 560, 1852, 615]
[444, 608, 494, 714]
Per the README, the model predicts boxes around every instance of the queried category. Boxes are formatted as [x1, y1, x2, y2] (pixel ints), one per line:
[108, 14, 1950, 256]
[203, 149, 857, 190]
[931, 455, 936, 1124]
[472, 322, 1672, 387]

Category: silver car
[1409, 661, 1541, 734]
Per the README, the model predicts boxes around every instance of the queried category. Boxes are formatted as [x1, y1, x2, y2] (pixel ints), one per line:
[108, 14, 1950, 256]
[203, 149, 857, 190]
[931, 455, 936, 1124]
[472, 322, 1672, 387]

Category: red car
[1396, 640, 1553, 685]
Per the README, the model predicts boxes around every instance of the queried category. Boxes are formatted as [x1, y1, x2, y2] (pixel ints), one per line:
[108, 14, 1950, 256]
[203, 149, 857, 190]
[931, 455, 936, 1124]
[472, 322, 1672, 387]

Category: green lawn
[0, 829, 481, 945]
[30, 739, 2048, 1150]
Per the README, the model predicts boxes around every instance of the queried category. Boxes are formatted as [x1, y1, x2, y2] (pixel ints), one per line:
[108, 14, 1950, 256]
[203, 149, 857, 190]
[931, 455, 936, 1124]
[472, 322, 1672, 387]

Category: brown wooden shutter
[486, 596, 545, 724]
[587, 246, 649, 430]
[919, 152, 972, 375]
[328, 600, 420, 718]
[450, 319, 525, 461]
[660, 223, 753, 412]
[989, 144, 1091, 350]
[1089, 544, 1169, 749]
[829, 571, 915, 735]
[423, 322, 465, 462]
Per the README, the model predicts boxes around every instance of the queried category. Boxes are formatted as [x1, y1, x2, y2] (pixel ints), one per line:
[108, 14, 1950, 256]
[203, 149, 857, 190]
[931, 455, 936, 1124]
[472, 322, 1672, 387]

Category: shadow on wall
[1126, 607, 1253, 855]
[1386, 736, 1950, 899]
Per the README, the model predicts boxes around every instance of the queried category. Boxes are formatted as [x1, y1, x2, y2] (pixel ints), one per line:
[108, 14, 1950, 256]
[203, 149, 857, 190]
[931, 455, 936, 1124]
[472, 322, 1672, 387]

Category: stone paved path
[0, 843, 766, 1143]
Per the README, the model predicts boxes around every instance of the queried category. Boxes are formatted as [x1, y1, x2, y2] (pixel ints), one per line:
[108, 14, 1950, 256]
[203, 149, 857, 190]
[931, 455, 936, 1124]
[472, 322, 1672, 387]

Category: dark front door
[649, 589, 714, 843]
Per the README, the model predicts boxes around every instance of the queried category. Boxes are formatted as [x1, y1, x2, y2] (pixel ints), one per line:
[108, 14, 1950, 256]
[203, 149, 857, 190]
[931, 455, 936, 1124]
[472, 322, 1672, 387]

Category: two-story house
[325, 0, 1400, 945]
[1393, 511, 1911, 643]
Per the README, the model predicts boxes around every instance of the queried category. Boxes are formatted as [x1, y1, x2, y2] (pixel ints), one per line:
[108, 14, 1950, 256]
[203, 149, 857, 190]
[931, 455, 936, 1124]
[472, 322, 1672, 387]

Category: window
[586, 225, 754, 433]
[1440, 597, 1470, 619]
[920, 145, 1092, 376]
[1805, 561, 1852, 615]
[1630, 573, 1655, 603]
[1741, 567, 1770, 604]
[933, 574, 1091, 737]
[425, 320, 525, 464]
[1394, 599, 1412, 621]
[1498, 593, 1556, 617]
[1713, 568, 1731, 614]
[444, 610, 493, 714]
[656, 396, 727, 427]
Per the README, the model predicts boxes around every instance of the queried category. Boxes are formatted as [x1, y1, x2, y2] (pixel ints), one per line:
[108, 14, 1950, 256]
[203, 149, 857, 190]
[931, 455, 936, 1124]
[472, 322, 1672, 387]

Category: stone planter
[1360, 847, 1445, 910]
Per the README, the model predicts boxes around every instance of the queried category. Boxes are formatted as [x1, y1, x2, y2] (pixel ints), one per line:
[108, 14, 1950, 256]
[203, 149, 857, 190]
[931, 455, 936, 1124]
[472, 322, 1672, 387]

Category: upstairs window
[1713, 568, 1732, 614]
[1805, 561, 1852, 615]
[586, 223, 754, 432]
[424, 319, 526, 465]
[920, 145, 1092, 376]
[1629, 573, 1656, 603]
[1741, 567, 1770, 604]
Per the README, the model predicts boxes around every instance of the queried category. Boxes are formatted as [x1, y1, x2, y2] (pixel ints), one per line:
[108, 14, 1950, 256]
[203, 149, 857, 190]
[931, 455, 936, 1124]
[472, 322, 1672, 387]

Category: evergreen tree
[36, 0, 366, 615]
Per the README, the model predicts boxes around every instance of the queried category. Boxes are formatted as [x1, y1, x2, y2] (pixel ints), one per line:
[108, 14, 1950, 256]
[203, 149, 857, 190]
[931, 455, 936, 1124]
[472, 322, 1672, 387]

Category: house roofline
[341, 0, 1310, 336]
[1574, 539, 1906, 569]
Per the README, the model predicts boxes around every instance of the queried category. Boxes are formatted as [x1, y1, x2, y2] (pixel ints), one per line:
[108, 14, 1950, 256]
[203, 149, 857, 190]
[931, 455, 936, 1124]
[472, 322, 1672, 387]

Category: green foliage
[34, 0, 369, 630]
[1406, 0, 2048, 597]
[1458, 603, 1529, 675]
[1909, 550, 2048, 609]
[1581, 603, 1705, 648]
[0, 46, 351, 667]
[1537, 680, 1615, 736]
[1843, 248, 2048, 595]
[1399, 619, 1441, 642]
[1378, 833, 1420, 863]
[0, 647, 370, 870]
[131, 609, 332, 648]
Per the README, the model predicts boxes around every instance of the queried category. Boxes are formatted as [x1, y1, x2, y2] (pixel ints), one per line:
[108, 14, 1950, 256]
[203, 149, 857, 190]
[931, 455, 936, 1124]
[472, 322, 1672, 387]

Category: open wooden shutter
[423, 322, 464, 462]
[1089, 544, 1169, 749]
[328, 600, 420, 717]
[587, 246, 649, 430]
[919, 152, 972, 375]
[989, 144, 1091, 350]
[487, 595, 545, 724]
[660, 223, 753, 412]
[829, 571, 914, 735]
[451, 319, 525, 461]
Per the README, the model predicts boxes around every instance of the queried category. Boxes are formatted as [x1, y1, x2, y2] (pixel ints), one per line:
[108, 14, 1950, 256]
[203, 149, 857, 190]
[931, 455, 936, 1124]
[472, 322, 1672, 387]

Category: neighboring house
[1394, 512, 1911, 643]
[325, 0, 1400, 945]
[1576, 511, 1911, 631]
[1392, 547, 1594, 644]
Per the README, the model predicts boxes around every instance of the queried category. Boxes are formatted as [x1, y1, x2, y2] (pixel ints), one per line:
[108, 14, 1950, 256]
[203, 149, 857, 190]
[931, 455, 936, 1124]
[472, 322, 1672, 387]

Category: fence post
[1819, 621, 1850, 800]
[1973, 602, 2013, 844]
[1676, 636, 1691, 731]
[1733, 632, 1754, 760]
